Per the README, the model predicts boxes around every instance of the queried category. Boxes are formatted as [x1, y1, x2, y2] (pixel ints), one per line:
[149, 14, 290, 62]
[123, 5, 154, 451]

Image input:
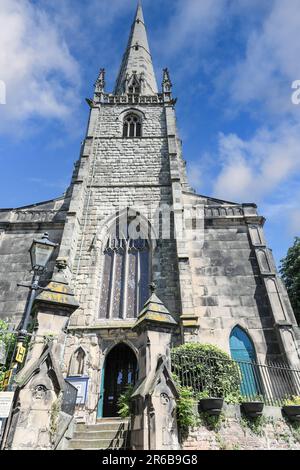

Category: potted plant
[198, 391, 224, 416]
[241, 395, 265, 418]
[282, 396, 300, 422]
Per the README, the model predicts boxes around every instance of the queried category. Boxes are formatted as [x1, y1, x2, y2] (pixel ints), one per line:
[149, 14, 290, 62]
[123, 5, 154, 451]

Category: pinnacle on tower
[95, 68, 106, 93]
[114, 2, 158, 95]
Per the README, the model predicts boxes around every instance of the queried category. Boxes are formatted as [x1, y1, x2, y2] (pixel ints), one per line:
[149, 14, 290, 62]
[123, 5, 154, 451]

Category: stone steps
[73, 429, 128, 440]
[77, 421, 129, 432]
[69, 437, 128, 450]
[67, 418, 130, 450]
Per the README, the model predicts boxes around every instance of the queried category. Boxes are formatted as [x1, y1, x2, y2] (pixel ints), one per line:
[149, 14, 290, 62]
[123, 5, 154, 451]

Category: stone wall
[0, 198, 67, 325]
[183, 405, 300, 450]
[191, 221, 279, 361]
[180, 189, 299, 363]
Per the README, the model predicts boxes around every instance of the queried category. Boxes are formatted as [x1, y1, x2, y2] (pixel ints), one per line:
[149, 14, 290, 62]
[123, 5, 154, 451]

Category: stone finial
[162, 68, 172, 93]
[94, 68, 106, 93]
[162, 68, 173, 103]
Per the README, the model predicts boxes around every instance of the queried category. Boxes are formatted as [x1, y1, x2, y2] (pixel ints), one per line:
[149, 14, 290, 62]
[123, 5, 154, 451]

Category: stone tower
[2, 2, 300, 450]
[47, 2, 185, 424]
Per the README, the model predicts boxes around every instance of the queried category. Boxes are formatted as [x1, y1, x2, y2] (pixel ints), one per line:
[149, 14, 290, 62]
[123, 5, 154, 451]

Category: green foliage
[225, 392, 244, 405]
[176, 385, 198, 439]
[241, 394, 264, 404]
[117, 385, 134, 419]
[171, 343, 241, 402]
[288, 421, 300, 443]
[280, 237, 300, 325]
[199, 411, 226, 432]
[283, 396, 300, 406]
[0, 320, 16, 390]
[240, 414, 268, 437]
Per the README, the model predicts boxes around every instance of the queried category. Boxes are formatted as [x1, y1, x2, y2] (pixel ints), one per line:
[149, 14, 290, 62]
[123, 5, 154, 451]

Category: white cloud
[157, 0, 226, 58]
[228, 0, 300, 118]
[187, 161, 203, 189]
[0, 0, 81, 132]
[290, 210, 300, 234]
[213, 123, 300, 202]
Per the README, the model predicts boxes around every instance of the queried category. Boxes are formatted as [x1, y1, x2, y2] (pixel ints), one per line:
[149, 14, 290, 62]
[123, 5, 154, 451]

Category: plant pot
[282, 405, 300, 422]
[199, 398, 224, 416]
[241, 402, 264, 418]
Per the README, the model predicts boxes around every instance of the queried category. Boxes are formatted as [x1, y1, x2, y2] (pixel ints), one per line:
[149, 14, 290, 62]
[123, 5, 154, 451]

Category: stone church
[0, 3, 299, 450]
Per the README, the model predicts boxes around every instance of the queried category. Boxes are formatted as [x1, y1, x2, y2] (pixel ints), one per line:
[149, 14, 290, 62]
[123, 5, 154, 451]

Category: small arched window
[68, 347, 86, 376]
[123, 114, 142, 138]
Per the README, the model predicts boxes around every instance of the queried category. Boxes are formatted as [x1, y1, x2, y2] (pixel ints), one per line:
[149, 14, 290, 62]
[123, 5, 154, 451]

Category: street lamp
[4, 233, 57, 387]
[29, 233, 57, 273]
[18, 233, 58, 341]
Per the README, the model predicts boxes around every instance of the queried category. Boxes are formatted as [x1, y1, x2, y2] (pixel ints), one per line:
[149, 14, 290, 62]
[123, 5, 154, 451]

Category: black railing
[171, 351, 300, 406]
[61, 380, 78, 416]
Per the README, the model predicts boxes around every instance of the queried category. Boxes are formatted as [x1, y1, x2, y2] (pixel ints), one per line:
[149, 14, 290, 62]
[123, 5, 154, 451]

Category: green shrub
[176, 385, 198, 439]
[171, 343, 241, 402]
[117, 385, 134, 418]
[283, 396, 300, 406]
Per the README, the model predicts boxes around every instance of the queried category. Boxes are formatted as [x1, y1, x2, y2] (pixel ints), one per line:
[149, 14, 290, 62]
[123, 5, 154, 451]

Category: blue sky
[0, 0, 299, 266]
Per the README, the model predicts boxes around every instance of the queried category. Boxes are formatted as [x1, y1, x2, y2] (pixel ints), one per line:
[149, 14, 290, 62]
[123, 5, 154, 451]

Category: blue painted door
[230, 327, 261, 397]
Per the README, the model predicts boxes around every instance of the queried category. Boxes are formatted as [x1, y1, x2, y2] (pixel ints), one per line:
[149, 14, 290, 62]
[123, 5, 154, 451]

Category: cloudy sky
[0, 0, 299, 266]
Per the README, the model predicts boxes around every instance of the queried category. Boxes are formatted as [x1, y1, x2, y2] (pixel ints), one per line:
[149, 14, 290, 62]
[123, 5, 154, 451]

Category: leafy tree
[280, 237, 300, 326]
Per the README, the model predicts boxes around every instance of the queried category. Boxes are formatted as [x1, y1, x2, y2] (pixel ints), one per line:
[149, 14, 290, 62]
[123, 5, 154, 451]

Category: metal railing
[171, 351, 300, 406]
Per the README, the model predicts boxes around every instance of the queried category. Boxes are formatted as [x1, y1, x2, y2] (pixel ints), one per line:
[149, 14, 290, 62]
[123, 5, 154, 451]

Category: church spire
[114, 2, 158, 95]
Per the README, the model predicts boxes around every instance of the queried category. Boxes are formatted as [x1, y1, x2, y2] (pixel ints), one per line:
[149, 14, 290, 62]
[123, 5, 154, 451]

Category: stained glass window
[99, 232, 150, 320]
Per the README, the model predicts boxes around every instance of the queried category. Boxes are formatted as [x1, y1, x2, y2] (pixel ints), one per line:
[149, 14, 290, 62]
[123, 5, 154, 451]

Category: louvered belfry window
[123, 114, 142, 138]
[99, 222, 150, 320]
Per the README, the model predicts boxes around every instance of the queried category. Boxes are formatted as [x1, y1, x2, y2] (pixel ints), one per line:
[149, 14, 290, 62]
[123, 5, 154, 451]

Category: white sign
[0, 392, 14, 418]
[66, 378, 88, 405]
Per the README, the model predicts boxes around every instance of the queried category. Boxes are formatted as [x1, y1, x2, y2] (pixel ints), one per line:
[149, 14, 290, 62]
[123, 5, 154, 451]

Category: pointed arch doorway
[98, 343, 138, 418]
[230, 326, 261, 397]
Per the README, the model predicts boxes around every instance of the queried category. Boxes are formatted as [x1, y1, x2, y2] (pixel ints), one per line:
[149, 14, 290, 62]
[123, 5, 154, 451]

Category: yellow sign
[2, 369, 13, 389]
[15, 344, 26, 364]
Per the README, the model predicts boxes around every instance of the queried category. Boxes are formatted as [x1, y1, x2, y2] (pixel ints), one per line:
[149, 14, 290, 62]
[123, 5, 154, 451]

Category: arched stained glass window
[99, 225, 150, 320]
[123, 114, 142, 138]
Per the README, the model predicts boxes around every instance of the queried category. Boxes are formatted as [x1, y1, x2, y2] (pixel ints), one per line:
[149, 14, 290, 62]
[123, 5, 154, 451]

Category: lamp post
[0, 233, 58, 449]
[18, 233, 58, 341]
[6, 233, 58, 389]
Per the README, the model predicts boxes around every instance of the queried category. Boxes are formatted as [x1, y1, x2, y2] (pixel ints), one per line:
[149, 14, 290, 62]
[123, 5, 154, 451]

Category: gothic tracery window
[99, 222, 150, 320]
[123, 114, 142, 138]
